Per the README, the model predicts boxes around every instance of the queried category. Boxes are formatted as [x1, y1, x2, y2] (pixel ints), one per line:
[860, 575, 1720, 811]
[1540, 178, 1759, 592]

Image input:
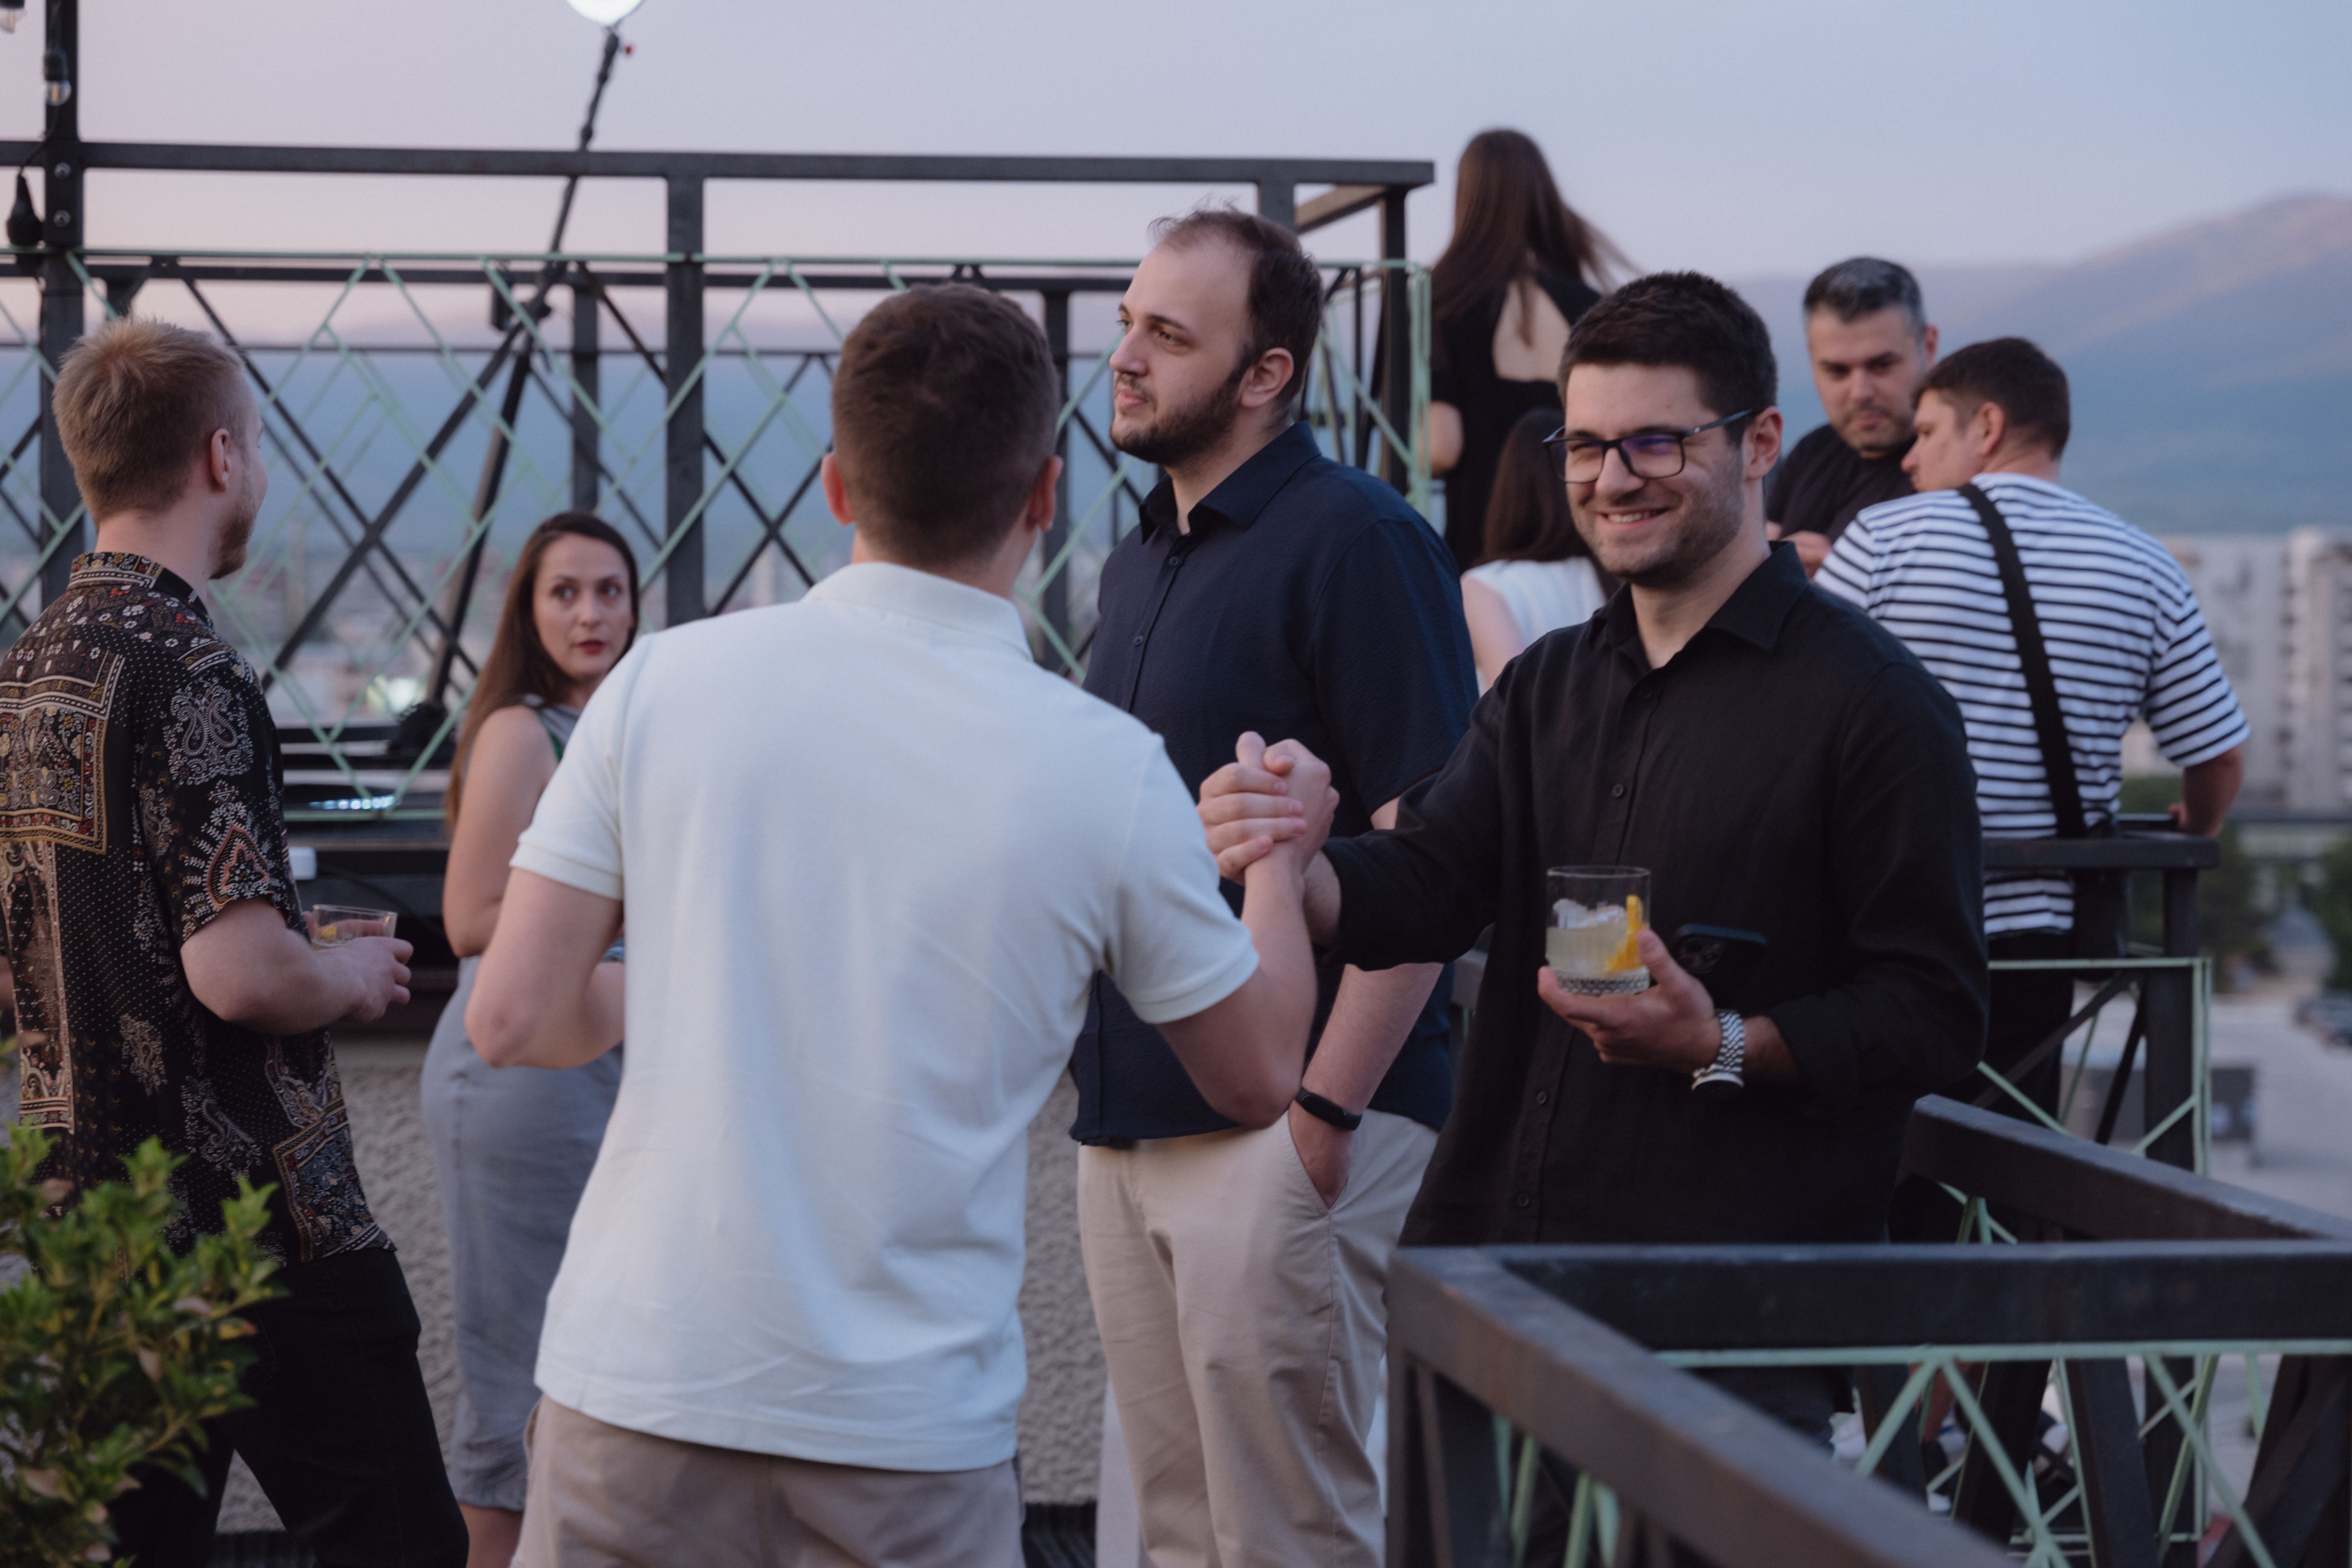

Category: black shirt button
[1513, 1193, 1532, 1209]
[1610, 783, 1626, 798]
[1534, 1090, 1550, 1106]
[1132, 635, 1145, 647]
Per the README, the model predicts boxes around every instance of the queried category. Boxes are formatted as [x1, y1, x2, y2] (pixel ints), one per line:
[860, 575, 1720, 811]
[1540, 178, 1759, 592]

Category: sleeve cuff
[1123, 943, 1259, 1026]
[1763, 995, 1860, 1112]
[2158, 719, 2252, 771]
[510, 839, 623, 903]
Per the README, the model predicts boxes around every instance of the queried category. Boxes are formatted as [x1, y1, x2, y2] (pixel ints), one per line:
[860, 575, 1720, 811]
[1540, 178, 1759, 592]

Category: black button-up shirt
[1072, 422, 1477, 1142]
[1324, 543, 1987, 1246]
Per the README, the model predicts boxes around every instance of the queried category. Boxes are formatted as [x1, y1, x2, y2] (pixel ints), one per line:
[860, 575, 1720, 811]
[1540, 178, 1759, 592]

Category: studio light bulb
[0, 0, 22, 36]
[42, 46, 67, 107]
[44, 80, 67, 107]
[564, 0, 645, 23]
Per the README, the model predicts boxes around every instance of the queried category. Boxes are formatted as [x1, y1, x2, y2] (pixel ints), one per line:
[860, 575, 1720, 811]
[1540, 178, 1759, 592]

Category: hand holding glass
[1546, 868, 1651, 995]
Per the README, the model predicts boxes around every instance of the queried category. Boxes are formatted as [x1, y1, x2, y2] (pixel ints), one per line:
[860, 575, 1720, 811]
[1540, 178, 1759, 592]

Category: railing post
[1038, 288, 1072, 664]
[1409, 1362, 1507, 1568]
[36, 0, 84, 612]
[664, 175, 706, 626]
[1379, 187, 1411, 492]
[2143, 865, 2202, 1172]
[570, 275, 601, 515]
[2149, 862, 2209, 1568]
[1256, 179, 1295, 230]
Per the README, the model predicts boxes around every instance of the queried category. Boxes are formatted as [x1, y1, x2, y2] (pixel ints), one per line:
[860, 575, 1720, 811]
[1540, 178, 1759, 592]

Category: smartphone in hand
[1670, 924, 1767, 1009]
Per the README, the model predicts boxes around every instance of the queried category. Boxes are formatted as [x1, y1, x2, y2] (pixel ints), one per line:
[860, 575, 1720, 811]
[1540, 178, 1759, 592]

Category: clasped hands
[1197, 732, 1341, 881]
[1198, 735, 1728, 1076]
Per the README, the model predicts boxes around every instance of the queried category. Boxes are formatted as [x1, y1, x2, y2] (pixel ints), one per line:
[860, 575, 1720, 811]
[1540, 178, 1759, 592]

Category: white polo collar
[804, 561, 1030, 656]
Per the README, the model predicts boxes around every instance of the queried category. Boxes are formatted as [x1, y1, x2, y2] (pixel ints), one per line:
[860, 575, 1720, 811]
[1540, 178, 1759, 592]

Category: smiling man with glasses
[1197, 273, 1990, 1513]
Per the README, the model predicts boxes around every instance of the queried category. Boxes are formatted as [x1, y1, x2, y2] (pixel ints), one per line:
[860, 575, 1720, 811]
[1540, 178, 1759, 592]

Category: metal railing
[1391, 1103, 2352, 1568]
[1973, 828, 2220, 1175]
[1398, 834, 2352, 1565]
[0, 245, 1430, 822]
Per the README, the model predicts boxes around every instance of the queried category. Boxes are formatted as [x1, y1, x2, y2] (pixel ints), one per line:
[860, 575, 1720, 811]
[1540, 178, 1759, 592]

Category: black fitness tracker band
[1293, 1087, 1364, 1131]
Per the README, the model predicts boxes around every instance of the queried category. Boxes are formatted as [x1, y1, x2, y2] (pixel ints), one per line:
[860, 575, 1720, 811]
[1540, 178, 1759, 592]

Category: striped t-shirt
[1816, 474, 2249, 936]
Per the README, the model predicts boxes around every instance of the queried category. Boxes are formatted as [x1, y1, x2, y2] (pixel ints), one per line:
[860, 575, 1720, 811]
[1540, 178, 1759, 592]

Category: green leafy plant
[0, 1091, 281, 1565]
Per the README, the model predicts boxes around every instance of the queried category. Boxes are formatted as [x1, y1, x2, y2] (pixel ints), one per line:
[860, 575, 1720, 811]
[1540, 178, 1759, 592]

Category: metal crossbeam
[0, 245, 1428, 806]
[1, 141, 1433, 198]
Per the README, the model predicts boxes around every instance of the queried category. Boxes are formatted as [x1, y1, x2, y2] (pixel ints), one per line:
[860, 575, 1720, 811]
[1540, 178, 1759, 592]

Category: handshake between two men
[1196, 733, 1801, 1086]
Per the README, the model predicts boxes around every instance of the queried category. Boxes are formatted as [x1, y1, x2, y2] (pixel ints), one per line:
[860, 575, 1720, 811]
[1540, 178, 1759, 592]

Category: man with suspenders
[1817, 336, 2249, 1127]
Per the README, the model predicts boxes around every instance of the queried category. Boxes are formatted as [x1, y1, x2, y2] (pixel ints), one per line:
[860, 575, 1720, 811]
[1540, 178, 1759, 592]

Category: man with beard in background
[1766, 257, 1938, 575]
[1072, 208, 1475, 1568]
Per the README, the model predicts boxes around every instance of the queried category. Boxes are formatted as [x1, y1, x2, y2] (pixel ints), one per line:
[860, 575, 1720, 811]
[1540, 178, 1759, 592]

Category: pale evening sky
[0, 0, 2341, 281]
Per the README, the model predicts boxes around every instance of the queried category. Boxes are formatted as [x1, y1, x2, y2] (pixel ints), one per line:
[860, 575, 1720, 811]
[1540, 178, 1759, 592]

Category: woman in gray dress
[422, 512, 637, 1567]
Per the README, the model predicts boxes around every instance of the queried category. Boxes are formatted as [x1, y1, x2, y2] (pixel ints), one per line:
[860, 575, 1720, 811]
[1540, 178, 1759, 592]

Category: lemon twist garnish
[1604, 894, 1646, 971]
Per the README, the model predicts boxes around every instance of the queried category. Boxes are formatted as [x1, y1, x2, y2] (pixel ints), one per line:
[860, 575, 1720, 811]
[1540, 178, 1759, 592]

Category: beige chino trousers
[516, 1397, 1022, 1568]
[1079, 1110, 1437, 1568]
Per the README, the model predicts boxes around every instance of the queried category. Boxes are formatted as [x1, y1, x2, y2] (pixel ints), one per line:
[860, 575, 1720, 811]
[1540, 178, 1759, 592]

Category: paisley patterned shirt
[1, 552, 384, 1263]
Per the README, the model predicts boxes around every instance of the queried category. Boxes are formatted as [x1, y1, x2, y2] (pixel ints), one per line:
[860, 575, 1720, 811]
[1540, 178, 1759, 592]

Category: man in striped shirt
[1817, 337, 2247, 1122]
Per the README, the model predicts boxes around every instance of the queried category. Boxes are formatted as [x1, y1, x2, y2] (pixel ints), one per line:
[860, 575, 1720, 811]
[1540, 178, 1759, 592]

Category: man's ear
[1742, 407, 1784, 481]
[1020, 455, 1063, 535]
[207, 428, 237, 495]
[1237, 349, 1296, 416]
[820, 452, 856, 527]
[1919, 323, 1940, 366]
[1973, 399, 2008, 459]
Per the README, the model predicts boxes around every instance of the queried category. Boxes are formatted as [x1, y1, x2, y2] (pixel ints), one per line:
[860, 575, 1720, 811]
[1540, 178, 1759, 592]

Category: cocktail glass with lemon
[307, 904, 398, 949]
[1545, 867, 1651, 995]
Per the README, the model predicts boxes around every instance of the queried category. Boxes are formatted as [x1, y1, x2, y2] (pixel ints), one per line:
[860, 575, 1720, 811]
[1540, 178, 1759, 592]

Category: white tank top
[1464, 556, 1607, 647]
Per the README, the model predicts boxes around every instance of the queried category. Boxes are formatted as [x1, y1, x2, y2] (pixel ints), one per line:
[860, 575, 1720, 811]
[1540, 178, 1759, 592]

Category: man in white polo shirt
[466, 284, 1330, 1567]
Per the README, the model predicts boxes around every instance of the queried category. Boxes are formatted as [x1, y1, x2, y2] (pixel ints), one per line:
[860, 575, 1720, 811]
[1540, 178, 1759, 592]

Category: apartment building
[2158, 530, 2352, 814]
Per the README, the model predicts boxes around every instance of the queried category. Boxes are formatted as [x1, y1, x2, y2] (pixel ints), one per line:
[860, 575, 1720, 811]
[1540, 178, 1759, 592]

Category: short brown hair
[829, 284, 1058, 569]
[1149, 206, 1325, 406]
[1561, 273, 1778, 435]
[52, 317, 251, 520]
[1918, 337, 2071, 458]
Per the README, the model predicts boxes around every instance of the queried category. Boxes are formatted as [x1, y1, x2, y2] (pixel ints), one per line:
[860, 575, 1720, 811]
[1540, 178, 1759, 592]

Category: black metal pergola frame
[0, 0, 1433, 633]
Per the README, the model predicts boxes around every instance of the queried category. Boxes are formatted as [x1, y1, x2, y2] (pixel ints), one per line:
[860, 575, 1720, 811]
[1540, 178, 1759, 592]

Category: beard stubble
[1111, 358, 1250, 469]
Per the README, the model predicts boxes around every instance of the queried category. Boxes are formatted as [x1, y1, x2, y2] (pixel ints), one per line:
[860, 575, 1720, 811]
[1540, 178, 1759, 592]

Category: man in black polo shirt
[1765, 257, 1937, 574]
[1074, 208, 1474, 1568]
[1201, 273, 1987, 1443]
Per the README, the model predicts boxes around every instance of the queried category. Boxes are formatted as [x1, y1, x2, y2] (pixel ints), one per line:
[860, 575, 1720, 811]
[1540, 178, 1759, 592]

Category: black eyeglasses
[1544, 410, 1755, 484]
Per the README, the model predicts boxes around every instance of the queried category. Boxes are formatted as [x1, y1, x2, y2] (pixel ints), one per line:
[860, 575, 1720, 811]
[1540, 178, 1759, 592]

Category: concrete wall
[221, 1040, 1104, 1529]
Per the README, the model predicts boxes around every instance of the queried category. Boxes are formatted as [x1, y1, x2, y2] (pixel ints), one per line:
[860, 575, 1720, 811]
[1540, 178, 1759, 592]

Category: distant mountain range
[1736, 193, 2352, 534]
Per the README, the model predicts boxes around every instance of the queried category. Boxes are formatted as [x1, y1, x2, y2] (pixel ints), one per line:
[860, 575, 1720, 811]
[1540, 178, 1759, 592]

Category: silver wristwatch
[1692, 1010, 1746, 1095]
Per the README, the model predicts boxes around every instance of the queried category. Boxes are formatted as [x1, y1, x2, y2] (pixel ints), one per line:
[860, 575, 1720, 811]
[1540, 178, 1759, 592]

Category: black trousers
[1890, 931, 2074, 1242]
[109, 1245, 467, 1568]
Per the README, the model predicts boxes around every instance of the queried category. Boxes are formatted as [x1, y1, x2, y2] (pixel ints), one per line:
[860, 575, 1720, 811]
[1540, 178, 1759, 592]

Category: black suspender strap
[1958, 482, 2089, 840]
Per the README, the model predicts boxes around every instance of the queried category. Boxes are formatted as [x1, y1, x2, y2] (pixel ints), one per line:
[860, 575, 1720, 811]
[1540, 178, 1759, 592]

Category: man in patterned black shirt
[3, 319, 464, 1566]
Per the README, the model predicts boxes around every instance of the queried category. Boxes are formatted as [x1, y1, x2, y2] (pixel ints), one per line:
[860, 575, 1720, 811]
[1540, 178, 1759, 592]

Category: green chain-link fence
[0, 248, 1431, 817]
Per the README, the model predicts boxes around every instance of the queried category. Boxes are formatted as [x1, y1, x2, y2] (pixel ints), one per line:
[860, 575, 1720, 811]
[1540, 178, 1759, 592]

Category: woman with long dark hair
[421, 512, 638, 1567]
[1427, 128, 1625, 573]
[1461, 408, 1613, 690]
